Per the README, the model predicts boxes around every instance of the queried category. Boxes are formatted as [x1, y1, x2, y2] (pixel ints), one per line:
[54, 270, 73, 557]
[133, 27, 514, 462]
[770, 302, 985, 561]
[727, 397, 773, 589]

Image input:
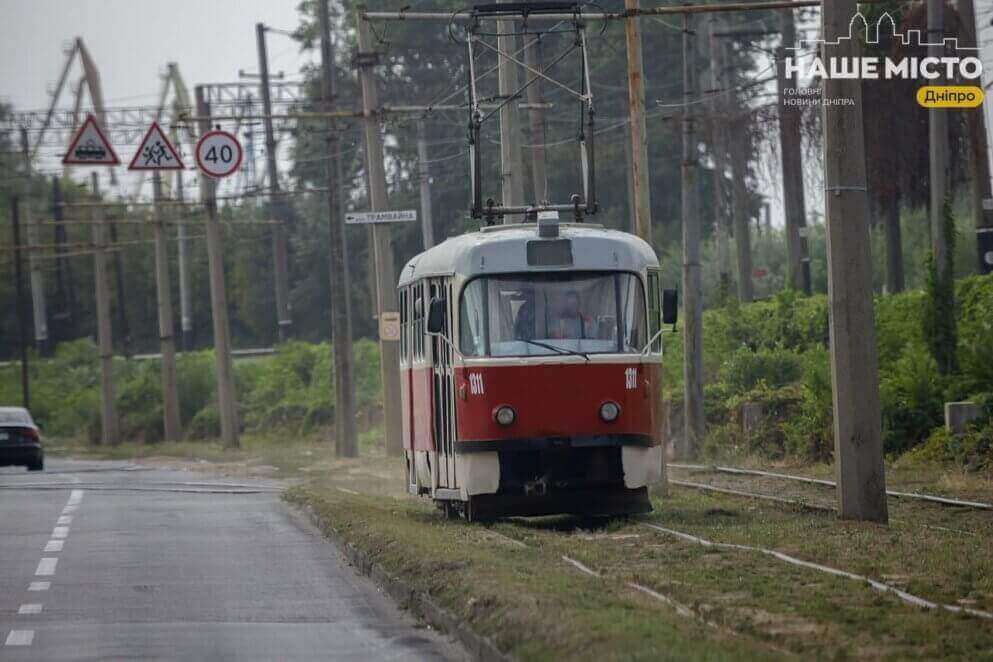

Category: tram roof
[398, 223, 659, 287]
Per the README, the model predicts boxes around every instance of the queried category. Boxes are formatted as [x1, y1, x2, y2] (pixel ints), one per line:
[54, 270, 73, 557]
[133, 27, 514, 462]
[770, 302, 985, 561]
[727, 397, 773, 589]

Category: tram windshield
[459, 272, 647, 357]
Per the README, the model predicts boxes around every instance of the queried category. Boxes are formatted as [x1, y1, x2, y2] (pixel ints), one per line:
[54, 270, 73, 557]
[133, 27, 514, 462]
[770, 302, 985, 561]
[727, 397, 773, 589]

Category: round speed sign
[195, 130, 243, 178]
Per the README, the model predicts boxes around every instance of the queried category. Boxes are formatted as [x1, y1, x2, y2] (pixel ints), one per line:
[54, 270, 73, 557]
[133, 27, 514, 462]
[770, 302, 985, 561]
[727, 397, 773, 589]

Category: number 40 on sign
[195, 129, 243, 179]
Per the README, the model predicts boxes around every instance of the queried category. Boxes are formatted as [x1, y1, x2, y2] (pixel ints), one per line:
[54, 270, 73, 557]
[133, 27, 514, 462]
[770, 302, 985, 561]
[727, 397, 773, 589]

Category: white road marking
[43, 540, 64, 553]
[56, 515, 72, 525]
[62, 505, 77, 514]
[35, 558, 58, 576]
[67, 489, 84, 504]
[18, 604, 42, 615]
[52, 526, 69, 539]
[28, 582, 50, 591]
[5, 630, 34, 646]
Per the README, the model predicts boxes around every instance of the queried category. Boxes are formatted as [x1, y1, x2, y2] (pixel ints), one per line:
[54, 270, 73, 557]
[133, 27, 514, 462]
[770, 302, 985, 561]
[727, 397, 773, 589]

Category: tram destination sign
[345, 210, 417, 225]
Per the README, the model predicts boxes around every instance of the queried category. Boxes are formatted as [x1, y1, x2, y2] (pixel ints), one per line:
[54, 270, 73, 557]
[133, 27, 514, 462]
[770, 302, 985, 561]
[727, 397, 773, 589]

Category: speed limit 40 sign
[195, 129, 243, 178]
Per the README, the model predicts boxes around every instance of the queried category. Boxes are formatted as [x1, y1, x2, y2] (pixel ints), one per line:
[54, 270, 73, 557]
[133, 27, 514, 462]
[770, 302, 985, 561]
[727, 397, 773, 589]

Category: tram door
[429, 278, 458, 491]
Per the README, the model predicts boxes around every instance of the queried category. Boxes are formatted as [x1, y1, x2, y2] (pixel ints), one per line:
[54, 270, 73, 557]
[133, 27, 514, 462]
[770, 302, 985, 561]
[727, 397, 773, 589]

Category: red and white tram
[398, 216, 676, 520]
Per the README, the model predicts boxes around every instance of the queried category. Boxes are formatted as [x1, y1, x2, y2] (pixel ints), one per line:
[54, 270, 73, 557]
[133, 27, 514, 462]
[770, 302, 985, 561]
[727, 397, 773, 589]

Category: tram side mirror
[662, 289, 679, 328]
[427, 297, 447, 334]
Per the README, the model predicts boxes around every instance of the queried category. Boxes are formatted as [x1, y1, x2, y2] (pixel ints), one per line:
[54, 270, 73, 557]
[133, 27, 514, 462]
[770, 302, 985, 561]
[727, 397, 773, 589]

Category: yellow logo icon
[917, 86, 985, 108]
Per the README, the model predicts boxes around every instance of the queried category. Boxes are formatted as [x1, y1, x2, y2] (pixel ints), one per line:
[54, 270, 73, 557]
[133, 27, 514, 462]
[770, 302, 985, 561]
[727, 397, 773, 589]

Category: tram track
[670, 463, 993, 511]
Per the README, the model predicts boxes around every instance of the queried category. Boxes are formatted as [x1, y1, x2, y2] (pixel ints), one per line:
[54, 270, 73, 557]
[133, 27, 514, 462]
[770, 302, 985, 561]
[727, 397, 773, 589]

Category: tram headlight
[599, 401, 621, 423]
[493, 405, 516, 427]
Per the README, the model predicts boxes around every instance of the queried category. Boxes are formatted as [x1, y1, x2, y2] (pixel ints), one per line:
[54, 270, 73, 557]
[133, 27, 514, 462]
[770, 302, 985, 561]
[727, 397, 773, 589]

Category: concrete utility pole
[356, 8, 403, 456]
[708, 17, 731, 299]
[927, 0, 949, 276]
[523, 32, 548, 204]
[10, 197, 29, 408]
[318, 0, 359, 457]
[725, 34, 754, 303]
[175, 171, 194, 350]
[19, 128, 48, 354]
[497, 2, 525, 213]
[256, 22, 293, 342]
[957, 0, 992, 272]
[776, 8, 810, 295]
[416, 120, 435, 249]
[90, 174, 119, 445]
[195, 86, 240, 449]
[681, 14, 704, 460]
[822, 0, 888, 523]
[152, 173, 182, 442]
[624, 0, 653, 243]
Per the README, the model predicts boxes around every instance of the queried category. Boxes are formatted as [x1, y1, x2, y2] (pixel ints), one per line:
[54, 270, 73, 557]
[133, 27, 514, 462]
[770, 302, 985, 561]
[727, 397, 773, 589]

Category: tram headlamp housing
[493, 405, 516, 427]
[599, 401, 621, 423]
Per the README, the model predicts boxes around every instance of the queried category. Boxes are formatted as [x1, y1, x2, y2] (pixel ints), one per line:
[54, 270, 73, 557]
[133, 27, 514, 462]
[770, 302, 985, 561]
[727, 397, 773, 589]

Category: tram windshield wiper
[519, 338, 590, 361]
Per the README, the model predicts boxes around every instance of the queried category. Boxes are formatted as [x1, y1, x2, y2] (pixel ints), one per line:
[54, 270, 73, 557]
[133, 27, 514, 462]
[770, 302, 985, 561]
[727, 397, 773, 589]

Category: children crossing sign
[128, 122, 185, 171]
[63, 114, 120, 166]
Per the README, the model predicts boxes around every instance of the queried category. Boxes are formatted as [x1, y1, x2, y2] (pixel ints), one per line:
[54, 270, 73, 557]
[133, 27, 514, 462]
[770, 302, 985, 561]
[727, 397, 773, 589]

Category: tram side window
[647, 270, 662, 353]
[400, 287, 409, 363]
[413, 285, 425, 361]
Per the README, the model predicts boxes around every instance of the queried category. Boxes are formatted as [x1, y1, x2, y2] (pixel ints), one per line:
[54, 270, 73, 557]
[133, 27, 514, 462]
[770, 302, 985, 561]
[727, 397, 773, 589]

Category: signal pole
[90, 174, 119, 445]
[256, 22, 293, 342]
[319, 0, 359, 457]
[708, 16, 731, 300]
[19, 128, 49, 354]
[152, 173, 182, 441]
[175, 170, 194, 350]
[416, 119, 435, 248]
[681, 13, 703, 459]
[775, 8, 811, 294]
[497, 2, 525, 212]
[356, 8, 403, 456]
[195, 86, 240, 448]
[822, 0, 887, 522]
[624, 0, 653, 244]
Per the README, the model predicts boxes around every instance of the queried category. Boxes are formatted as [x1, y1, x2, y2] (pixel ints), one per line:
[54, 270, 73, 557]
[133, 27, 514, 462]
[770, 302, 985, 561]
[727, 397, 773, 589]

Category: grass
[285, 461, 993, 661]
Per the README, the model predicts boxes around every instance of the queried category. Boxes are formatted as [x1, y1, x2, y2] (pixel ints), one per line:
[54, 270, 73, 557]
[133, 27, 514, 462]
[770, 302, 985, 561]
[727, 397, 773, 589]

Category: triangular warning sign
[63, 114, 120, 166]
[128, 121, 185, 171]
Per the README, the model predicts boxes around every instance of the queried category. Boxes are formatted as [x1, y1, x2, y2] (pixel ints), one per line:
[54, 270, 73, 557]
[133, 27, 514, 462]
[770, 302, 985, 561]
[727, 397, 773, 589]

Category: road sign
[379, 312, 401, 341]
[63, 114, 120, 166]
[128, 122, 185, 171]
[345, 210, 417, 225]
[195, 129, 242, 179]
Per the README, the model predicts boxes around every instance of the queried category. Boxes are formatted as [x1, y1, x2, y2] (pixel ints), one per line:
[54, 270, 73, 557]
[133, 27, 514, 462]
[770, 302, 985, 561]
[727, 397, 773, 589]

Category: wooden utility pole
[416, 120, 435, 249]
[822, 0, 887, 523]
[927, 0, 949, 278]
[195, 86, 240, 448]
[497, 2, 525, 212]
[19, 128, 49, 354]
[175, 171, 194, 350]
[152, 173, 182, 442]
[775, 8, 810, 294]
[10, 196, 29, 408]
[356, 8, 403, 456]
[90, 174, 119, 445]
[319, 0, 359, 457]
[707, 16, 731, 299]
[624, 0, 653, 243]
[107, 219, 131, 356]
[726, 36, 754, 304]
[681, 14, 704, 460]
[257, 22, 293, 342]
[523, 33, 548, 204]
[957, 0, 992, 272]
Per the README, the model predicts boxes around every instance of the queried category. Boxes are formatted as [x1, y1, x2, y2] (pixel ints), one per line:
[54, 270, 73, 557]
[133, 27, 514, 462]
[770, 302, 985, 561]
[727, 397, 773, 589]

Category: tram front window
[459, 272, 647, 357]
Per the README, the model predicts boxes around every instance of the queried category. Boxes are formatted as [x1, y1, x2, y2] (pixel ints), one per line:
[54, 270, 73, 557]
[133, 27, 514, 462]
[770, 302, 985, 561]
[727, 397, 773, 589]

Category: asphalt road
[0, 458, 462, 661]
